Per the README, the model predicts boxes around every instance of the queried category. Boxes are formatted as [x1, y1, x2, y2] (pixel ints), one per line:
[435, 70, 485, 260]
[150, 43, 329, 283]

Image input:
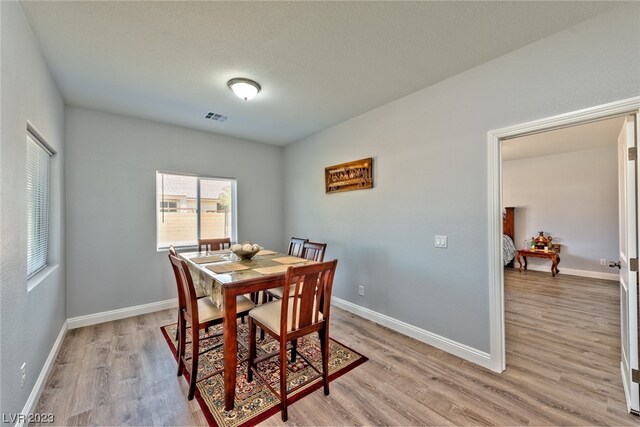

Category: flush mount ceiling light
[227, 78, 261, 101]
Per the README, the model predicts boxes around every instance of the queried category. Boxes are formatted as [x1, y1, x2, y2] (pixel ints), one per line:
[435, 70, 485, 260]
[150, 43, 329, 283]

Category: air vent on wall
[205, 111, 228, 122]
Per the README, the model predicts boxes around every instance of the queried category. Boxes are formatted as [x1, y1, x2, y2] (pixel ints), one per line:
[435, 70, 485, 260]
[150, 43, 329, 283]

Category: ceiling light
[227, 78, 261, 101]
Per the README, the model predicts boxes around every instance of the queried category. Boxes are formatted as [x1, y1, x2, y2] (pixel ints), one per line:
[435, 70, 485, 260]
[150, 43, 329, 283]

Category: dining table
[178, 248, 316, 411]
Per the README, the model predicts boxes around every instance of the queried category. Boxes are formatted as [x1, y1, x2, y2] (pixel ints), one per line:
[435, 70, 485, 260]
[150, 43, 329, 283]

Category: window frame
[26, 128, 54, 280]
[156, 171, 237, 250]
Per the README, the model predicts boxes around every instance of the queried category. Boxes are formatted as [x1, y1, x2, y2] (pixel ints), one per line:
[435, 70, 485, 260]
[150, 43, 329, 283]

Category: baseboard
[67, 298, 178, 330]
[522, 264, 618, 281]
[17, 320, 68, 427]
[331, 296, 493, 370]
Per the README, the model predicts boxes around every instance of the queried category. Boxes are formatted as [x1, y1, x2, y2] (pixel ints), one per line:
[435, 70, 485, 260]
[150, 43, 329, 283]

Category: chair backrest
[302, 241, 326, 262]
[288, 237, 308, 258]
[280, 259, 337, 334]
[169, 245, 177, 256]
[168, 253, 199, 325]
[198, 237, 231, 252]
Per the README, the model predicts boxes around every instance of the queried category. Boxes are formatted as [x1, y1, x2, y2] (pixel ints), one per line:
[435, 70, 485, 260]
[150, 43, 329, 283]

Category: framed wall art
[325, 157, 373, 193]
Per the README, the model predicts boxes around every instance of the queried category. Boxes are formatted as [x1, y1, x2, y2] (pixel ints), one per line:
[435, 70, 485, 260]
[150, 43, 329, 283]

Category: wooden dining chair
[198, 237, 231, 252]
[168, 252, 255, 400]
[301, 241, 327, 263]
[287, 237, 308, 258]
[169, 245, 208, 339]
[247, 259, 338, 421]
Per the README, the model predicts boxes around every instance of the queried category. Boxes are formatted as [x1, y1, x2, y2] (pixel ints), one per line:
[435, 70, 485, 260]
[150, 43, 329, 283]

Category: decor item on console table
[533, 231, 552, 250]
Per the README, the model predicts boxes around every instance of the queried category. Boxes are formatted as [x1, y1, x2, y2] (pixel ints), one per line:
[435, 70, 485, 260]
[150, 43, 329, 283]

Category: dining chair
[168, 252, 255, 400]
[247, 259, 338, 421]
[263, 241, 328, 355]
[198, 237, 231, 252]
[287, 237, 308, 258]
[169, 246, 208, 339]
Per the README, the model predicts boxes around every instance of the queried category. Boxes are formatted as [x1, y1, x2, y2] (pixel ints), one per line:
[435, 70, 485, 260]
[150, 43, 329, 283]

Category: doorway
[487, 96, 640, 413]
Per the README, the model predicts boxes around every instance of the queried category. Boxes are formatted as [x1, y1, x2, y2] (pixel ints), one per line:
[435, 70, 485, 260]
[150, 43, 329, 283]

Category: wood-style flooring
[33, 269, 638, 425]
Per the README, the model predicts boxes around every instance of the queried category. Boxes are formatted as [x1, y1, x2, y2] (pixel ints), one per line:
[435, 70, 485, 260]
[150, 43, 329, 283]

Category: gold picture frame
[325, 157, 373, 194]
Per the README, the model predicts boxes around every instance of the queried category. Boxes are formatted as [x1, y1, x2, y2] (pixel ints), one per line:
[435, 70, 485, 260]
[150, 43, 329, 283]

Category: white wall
[284, 5, 640, 354]
[503, 146, 618, 275]
[65, 107, 284, 317]
[0, 0, 66, 416]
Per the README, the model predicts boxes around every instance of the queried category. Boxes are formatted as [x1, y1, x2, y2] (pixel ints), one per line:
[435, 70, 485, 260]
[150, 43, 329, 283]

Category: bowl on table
[230, 242, 261, 260]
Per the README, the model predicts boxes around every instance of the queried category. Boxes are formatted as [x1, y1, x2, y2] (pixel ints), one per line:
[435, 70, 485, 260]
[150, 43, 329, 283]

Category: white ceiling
[502, 116, 626, 161]
[19, 1, 623, 146]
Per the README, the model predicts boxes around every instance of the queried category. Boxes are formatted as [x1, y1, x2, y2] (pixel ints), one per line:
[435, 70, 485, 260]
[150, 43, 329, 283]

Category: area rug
[160, 320, 367, 427]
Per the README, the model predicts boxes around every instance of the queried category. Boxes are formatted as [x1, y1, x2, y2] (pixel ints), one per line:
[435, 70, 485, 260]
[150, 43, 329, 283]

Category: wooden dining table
[179, 249, 314, 410]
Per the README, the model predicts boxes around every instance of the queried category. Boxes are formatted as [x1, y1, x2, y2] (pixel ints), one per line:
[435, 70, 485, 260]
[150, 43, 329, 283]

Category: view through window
[156, 172, 236, 249]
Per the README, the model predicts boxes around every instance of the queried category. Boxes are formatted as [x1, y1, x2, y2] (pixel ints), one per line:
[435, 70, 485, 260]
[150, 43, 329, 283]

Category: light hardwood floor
[33, 269, 639, 425]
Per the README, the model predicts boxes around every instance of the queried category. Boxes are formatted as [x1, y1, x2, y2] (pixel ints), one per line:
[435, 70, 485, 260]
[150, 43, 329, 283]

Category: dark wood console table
[517, 248, 561, 277]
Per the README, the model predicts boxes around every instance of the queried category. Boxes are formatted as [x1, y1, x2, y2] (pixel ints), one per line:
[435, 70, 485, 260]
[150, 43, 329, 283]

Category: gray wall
[503, 146, 619, 275]
[0, 1, 66, 415]
[283, 5, 640, 353]
[65, 107, 284, 317]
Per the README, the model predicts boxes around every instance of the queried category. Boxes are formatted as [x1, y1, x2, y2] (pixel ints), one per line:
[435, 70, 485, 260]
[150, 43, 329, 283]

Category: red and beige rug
[160, 320, 367, 427]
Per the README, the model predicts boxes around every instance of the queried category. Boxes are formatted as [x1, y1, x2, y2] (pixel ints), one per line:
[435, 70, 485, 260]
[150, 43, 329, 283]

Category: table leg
[554, 255, 561, 276]
[223, 289, 238, 411]
[518, 254, 528, 272]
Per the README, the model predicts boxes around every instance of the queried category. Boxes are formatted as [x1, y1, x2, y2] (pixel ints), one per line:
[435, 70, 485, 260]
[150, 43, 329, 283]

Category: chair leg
[247, 318, 256, 383]
[320, 327, 330, 396]
[250, 291, 259, 304]
[177, 317, 186, 377]
[259, 292, 269, 341]
[280, 338, 288, 422]
[291, 338, 297, 363]
[175, 312, 180, 341]
[188, 331, 200, 400]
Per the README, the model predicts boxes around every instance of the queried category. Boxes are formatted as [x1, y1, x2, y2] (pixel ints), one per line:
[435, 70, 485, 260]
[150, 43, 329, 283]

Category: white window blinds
[27, 132, 52, 279]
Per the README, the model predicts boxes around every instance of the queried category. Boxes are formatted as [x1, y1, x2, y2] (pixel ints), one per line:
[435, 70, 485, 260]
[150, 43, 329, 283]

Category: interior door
[618, 114, 639, 413]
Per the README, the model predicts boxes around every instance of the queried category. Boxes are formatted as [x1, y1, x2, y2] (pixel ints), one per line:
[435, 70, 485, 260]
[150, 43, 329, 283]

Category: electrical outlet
[358, 285, 364, 296]
[434, 235, 448, 248]
[20, 362, 26, 388]
[600, 258, 607, 266]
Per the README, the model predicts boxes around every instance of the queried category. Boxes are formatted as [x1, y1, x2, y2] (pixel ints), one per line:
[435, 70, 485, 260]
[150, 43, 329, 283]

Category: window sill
[157, 245, 198, 253]
[27, 264, 59, 292]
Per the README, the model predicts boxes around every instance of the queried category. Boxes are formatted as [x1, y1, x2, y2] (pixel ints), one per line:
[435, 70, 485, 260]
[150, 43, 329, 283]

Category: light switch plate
[435, 235, 448, 248]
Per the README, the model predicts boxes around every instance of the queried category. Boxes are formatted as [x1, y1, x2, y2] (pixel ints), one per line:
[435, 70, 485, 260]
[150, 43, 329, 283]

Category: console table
[517, 248, 561, 277]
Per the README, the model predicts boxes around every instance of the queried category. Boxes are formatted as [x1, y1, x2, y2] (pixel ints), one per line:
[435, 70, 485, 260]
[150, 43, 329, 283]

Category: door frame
[487, 96, 640, 373]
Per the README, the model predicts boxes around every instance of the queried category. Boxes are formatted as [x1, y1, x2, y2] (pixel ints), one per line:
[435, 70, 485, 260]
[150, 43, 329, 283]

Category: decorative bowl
[230, 242, 261, 260]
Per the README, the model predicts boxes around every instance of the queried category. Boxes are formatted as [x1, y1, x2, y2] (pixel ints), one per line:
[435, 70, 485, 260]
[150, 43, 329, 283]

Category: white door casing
[487, 97, 640, 405]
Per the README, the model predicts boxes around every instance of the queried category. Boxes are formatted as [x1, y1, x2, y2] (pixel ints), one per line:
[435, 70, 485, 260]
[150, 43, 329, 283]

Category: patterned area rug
[160, 321, 367, 427]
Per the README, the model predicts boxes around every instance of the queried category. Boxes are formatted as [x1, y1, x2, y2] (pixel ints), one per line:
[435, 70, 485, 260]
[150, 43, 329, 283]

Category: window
[27, 130, 53, 279]
[160, 201, 178, 212]
[156, 172, 236, 249]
